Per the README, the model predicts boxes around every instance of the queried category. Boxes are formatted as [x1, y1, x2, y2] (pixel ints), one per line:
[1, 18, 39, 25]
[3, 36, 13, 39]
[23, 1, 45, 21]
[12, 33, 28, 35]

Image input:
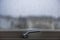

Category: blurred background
[0, 0, 60, 29]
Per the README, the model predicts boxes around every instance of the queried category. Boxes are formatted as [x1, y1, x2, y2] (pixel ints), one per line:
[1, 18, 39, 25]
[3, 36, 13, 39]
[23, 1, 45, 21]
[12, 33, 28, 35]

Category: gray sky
[0, 0, 60, 17]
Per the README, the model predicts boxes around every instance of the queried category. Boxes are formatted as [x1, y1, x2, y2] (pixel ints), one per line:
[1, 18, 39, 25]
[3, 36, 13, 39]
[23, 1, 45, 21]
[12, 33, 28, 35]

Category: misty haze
[0, 0, 59, 17]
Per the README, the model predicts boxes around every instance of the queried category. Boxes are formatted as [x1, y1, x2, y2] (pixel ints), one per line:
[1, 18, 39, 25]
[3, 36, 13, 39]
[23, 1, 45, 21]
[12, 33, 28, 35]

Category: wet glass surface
[0, 0, 60, 31]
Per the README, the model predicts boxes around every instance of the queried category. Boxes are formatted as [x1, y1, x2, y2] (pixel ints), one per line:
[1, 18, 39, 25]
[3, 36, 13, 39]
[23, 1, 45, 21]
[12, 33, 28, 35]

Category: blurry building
[26, 16, 55, 29]
[13, 17, 27, 29]
[0, 15, 13, 29]
[54, 17, 60, 29]
[0, 15, 28, 29]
